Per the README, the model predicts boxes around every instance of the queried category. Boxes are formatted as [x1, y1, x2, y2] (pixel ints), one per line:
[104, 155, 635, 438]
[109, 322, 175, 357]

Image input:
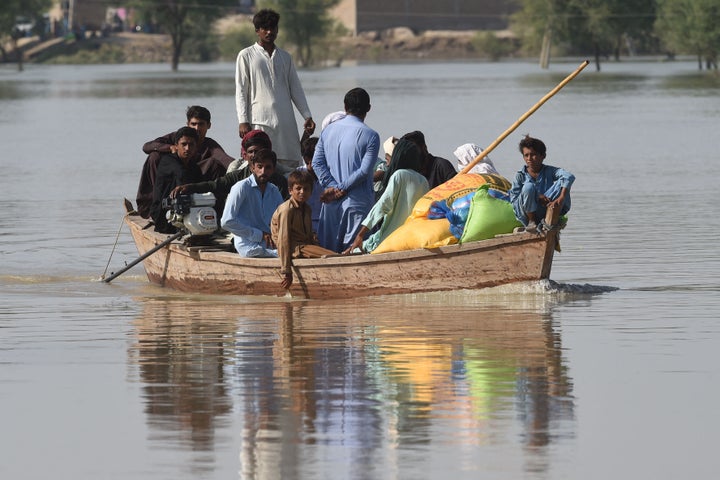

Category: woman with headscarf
[453, 143, 498, 175]
[342, 138, 430, 254]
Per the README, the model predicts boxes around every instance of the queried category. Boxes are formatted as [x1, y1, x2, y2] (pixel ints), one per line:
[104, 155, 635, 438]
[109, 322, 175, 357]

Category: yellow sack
[372, 217, 456, 254]
[411, 173, 512, 218]
[372, 173, 513, 254]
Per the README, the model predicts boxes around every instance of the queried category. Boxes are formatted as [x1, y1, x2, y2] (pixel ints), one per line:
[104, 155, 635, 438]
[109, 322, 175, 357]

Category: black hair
[253, 9, 279, 30]
[381, 139, 422, 191]
[301, 136, 319, 161]
[401, 130, 426, 149]
[174, 126, 198, 144]
[518, 135, 547, 156]
[343, 88, 371, 117]
[288, 170, 314, 191]
[186, 105, 210, 123]
[252, 148, 277, 166]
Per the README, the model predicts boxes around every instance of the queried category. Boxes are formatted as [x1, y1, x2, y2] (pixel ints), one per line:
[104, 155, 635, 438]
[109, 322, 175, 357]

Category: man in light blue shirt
[312, 88, 380, 252]
[509, 135, 575, 231]
[221, 149, 283, 257]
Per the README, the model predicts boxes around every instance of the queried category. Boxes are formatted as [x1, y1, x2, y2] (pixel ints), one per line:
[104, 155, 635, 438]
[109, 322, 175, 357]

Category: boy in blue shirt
[509, 135, 575, 232]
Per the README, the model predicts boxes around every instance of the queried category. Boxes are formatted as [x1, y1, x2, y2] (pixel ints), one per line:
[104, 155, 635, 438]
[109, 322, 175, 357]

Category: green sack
[459, 185, 522, 243]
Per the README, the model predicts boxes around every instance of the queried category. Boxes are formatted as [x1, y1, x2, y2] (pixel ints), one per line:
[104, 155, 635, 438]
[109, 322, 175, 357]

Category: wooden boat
[115, 63, 588, 300]
[121, 202, 563, 300]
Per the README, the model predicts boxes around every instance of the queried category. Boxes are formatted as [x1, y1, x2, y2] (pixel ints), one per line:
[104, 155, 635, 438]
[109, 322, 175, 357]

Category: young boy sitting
[271, 170, 335, 289]
[509, 135, 575, 232]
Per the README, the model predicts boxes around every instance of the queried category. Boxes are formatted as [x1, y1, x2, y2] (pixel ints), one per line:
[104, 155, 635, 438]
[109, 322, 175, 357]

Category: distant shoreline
[3, 31, 702, 69]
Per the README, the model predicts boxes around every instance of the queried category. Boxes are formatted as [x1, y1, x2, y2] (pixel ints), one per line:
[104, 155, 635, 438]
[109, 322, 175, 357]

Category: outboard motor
[162, 193, 217, 236]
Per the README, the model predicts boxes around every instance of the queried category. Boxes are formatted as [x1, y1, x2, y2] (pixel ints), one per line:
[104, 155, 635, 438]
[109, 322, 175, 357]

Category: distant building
[72, 0, 107, 30]
[331, 0, 521, 35]
[46, 0, 109, 33]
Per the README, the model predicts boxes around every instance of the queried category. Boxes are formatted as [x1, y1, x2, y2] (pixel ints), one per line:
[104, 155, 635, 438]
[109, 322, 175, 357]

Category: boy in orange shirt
[271, 170, 335, 289]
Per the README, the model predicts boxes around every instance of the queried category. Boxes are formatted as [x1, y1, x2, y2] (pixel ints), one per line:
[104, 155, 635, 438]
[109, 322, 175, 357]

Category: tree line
[0, 0, 52, 70]
[513, 0, 719, 71]
[2, 0, 718, 72]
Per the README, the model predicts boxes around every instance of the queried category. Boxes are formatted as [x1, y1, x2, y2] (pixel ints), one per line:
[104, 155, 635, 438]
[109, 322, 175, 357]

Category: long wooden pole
[458, 60, 589, 175]
[102, 230, 185, 283]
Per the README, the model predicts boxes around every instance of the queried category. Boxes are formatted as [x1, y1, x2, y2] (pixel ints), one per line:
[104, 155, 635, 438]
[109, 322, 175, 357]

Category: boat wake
[475, 279, 619, 296]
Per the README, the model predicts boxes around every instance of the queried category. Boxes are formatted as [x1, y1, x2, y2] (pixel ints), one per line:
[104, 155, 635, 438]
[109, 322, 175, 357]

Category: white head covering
[453, 143, 498, 175]
[321, 111, 347, 130]
[383, 136, 398, 158]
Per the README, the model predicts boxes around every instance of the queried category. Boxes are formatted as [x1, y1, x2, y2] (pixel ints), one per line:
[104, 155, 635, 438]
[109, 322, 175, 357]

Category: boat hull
[124, 212, 558, 299]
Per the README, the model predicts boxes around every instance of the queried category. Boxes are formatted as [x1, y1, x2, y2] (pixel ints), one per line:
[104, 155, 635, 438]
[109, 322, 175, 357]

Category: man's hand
[170, 185, 189, 198]
[320, 187, 346, 203]
[262, 232, 276, 249]
[342, 236, 364, 255]
[342, 226, 368, 255]
[239, 122, 251, 138]
[546, 188, 567, 210]
[303, 117, 316, 135]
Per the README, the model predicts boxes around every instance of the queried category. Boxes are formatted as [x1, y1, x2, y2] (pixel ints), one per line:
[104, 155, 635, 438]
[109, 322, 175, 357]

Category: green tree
[562, 0, 657, 71]
[656, 0, 720, 70]
[218, 24, 256, 61]
[565, 0, 615, 71]
[261, 0, 341, 67]
[606, 0, 656, 60]
[129, 0, 236, 71]
[513, 0, 657, 71]
[511, 0, 577, 67]
[0, 0, 52, 71]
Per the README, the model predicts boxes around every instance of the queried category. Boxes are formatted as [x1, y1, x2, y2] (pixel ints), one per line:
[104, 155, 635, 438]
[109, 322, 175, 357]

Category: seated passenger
[453, 143, 499, 175]
[170, 129, 287, 217]
[136, 105, 234, 218]
[225, 129, 289, 199]
[271, 170, 336, 289]
[401, 130, 457, 189]
[297, 136, 322, 233]
[220, 149, 284, 257]
[226, 129, 269, 172]
[150, 126, 203, 233]
[343, 139, 430, 254]
[372, 136, 396, 200]
[509, 135, 575, 232]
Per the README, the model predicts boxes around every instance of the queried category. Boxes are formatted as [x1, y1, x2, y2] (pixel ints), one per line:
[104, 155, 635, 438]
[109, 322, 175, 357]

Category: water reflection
[0, 69, 233, 100]
[130, 300, 236, 452]
[129, 293, 575, 477]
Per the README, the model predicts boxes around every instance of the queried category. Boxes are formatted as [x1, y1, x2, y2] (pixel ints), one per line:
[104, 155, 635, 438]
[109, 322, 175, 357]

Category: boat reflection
[129, 299, 237, 452]
[129, 292, 575, 477]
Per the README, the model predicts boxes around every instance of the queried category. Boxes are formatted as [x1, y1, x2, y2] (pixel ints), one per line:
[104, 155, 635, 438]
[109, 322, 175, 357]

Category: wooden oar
[102, 230, 185, 283]
[458, 60, 589, 175]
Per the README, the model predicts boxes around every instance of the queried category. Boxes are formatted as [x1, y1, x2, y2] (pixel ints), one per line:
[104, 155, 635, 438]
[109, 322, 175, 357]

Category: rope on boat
[101, 212, 130, 281]
[540, 217, 567, 233]
[538, 219, 565, 252]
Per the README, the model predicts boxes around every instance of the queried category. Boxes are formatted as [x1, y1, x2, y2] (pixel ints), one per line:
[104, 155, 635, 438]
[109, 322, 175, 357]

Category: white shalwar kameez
[235, 43, 312, 166]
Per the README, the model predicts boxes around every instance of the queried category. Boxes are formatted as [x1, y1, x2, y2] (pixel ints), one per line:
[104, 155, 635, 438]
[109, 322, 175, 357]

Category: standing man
[235, 8, 315, 175]
[221, 149, 284, 258]
[312, 87, 380, 253]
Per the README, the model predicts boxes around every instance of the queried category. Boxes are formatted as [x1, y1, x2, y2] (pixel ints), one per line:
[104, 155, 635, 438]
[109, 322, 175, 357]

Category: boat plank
[124, 211, 558, 299]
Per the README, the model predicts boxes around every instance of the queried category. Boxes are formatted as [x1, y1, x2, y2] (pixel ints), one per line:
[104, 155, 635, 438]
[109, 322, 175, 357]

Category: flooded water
[1, 59, 719, 479]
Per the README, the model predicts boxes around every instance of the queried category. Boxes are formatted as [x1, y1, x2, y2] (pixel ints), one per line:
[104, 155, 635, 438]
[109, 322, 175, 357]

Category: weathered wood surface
[124, 212, 559, 299]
